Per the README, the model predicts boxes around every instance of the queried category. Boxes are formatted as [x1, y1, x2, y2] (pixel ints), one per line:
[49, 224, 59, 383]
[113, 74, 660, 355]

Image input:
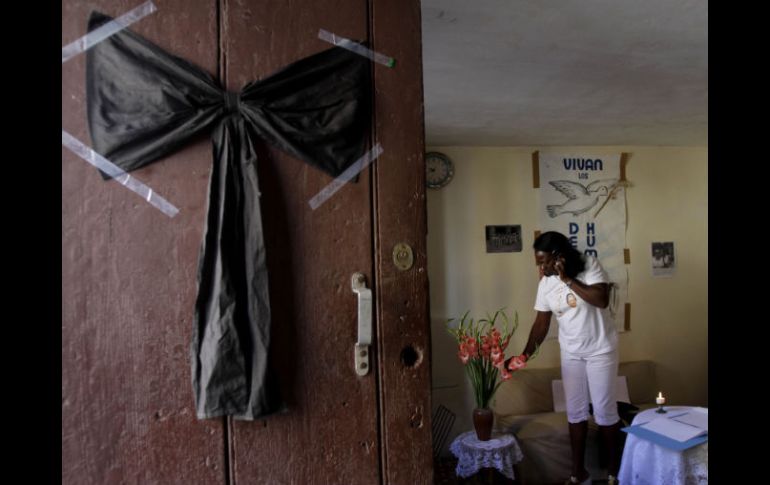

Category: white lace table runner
[449, 431, 524, 480]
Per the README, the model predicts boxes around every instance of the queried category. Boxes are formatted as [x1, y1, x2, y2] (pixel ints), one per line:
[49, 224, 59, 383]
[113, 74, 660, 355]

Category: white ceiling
[421, 0, 708, 146]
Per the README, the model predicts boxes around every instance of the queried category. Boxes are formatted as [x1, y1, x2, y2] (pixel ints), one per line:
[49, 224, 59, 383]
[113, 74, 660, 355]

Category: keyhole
[400, 345, 423, 368]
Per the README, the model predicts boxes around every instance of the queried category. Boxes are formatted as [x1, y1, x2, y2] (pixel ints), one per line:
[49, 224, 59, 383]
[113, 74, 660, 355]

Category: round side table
[618, 406, 708, 485]
[449, 431, 524, 482]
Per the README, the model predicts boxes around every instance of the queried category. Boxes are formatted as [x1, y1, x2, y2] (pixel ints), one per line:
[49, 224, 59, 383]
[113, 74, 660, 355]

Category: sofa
[491, 360, 658, 485]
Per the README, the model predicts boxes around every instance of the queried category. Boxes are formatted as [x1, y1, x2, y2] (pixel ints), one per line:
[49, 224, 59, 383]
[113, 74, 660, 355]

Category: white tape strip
[62, 1, 158, 63]
[309, 143, 384, 210]
[318, 29, 395, 68]
[62, 130, 179, 218]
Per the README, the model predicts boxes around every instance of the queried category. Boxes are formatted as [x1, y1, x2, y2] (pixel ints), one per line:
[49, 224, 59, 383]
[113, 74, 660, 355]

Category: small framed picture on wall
[651, 241, 676, 277]
[485, 225, 522, 253]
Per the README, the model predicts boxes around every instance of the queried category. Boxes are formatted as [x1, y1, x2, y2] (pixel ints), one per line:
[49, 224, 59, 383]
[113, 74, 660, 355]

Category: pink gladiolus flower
[508, 354, 528, 371]
[481, 343, 491, 358]
[490, 349, 503, 364]
[499, 366, 512, 381]
[490, 343, 501, 356]
[458, 351, 470, 364]
[466, 340, 478, 356]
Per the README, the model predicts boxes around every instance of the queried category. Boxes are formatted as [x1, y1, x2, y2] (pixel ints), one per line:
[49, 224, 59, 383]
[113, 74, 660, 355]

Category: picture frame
[651, 241, 676, 277]
[485, 225, 522, 253]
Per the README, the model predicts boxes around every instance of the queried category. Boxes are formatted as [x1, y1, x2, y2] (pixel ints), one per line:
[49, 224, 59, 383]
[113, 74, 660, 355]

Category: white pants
[561, 349, 620, 426]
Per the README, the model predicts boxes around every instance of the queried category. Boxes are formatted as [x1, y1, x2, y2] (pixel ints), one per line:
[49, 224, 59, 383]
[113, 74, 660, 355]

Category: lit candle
[656, 392, 665, 405]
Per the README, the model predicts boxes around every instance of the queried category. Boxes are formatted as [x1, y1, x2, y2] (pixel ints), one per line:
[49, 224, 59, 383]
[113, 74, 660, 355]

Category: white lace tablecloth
[618, 406, 708, 485]
[449, 431, 524, 480]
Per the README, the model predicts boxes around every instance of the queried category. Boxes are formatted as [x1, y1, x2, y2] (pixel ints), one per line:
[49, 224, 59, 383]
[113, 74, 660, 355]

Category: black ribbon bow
[86, 12, 372, 420]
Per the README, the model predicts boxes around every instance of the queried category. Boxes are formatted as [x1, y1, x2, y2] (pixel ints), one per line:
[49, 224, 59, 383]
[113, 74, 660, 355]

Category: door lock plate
[392, 243, 414, 271]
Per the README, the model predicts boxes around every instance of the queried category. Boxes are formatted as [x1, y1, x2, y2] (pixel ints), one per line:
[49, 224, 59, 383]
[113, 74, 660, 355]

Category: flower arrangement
[446, 308, 536, 409]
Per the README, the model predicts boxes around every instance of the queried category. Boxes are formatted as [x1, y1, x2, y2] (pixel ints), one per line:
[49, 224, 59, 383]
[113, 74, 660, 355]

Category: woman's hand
[507, 354, 528, 371]
[554, 256, 567, 281]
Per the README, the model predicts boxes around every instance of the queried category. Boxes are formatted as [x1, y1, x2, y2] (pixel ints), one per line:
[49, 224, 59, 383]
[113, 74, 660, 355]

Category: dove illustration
[546, 179, 618, 217]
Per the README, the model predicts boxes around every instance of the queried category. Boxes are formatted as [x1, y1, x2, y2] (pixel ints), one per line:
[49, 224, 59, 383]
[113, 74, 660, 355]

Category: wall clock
[426, 151, 454, 189]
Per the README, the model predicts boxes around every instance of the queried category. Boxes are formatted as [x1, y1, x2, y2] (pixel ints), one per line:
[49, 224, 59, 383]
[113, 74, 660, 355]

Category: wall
[428, 146, 707, 452]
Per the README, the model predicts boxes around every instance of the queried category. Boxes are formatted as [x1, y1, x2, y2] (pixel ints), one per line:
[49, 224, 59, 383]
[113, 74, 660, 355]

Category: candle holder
[655, 403, 667, 414]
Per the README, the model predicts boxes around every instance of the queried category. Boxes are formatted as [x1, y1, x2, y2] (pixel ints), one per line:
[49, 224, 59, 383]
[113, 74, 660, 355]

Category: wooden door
[62, 0, 431, 483]
[62, 1, 226, 484]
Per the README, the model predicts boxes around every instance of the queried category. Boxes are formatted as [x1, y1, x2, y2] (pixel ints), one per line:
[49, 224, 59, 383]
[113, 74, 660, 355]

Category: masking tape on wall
[532, 151, 540, 188]
[620, 152, 629, 181]
[624, 303, 631, 331]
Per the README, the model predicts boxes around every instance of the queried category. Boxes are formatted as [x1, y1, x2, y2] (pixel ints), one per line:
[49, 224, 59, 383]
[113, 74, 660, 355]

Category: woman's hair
[533, 231, 585, 278]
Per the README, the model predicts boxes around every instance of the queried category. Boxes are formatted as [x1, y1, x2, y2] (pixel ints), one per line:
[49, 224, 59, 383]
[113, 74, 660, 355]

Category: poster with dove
[538, 153, 628, 334]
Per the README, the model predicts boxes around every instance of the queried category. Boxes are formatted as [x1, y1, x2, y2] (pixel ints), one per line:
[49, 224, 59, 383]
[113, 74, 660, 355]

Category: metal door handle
[351, 273, 372, 376]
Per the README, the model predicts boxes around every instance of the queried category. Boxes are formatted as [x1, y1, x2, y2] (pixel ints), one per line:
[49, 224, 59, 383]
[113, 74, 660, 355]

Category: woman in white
[507, 231, 621, 485]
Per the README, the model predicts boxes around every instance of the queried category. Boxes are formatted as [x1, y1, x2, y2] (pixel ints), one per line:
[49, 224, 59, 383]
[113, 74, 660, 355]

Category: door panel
[62, 1, 226, 484]
[371, 0, 434, 482]
[221, 1, 380, 483]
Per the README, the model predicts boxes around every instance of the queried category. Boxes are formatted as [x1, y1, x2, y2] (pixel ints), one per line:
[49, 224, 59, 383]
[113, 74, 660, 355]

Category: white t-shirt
[534, 255, 618, 356]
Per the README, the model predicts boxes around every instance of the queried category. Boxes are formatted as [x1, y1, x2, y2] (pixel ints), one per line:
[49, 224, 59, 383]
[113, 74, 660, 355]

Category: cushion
[551, 376, 631, 412]
[618, 360, 657, 404]
[500, 411, 599, 440]
[492, 366, 561, 416]
[492, 360, 657, 420]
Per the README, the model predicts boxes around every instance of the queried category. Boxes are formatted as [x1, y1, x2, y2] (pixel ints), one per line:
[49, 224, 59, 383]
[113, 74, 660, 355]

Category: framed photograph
[651, 241, 676, 277]
[485, 225, 522, 253]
